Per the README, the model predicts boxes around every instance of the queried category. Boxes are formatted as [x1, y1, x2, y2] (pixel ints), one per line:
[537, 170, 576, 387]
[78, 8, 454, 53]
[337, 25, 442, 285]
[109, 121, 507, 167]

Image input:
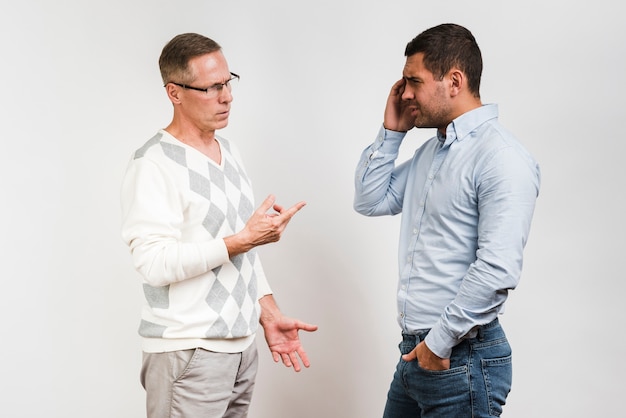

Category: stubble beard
[412, 100, 451, 130]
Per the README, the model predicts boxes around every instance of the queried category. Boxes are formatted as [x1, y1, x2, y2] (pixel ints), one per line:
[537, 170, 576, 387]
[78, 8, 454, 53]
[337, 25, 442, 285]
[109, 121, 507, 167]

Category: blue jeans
[382, 319, 512, 418]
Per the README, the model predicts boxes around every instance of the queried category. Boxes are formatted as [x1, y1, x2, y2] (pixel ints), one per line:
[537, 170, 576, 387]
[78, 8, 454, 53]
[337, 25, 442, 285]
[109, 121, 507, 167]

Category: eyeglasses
[167, 72, 239, 98]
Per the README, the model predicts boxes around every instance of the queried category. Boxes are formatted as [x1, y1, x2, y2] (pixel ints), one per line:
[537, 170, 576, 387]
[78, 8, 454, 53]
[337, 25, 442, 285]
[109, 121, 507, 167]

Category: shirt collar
[437, 104, 499, 145]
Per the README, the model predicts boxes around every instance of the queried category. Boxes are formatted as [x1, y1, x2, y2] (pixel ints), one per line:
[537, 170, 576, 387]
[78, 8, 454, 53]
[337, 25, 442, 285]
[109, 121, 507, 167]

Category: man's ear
[165, 83, 182, 104]
[448, 69, 464, 97]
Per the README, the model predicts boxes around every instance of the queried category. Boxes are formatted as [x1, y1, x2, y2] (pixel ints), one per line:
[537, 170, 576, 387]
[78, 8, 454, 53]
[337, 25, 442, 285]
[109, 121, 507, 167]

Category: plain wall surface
[1, 1, 623, 417]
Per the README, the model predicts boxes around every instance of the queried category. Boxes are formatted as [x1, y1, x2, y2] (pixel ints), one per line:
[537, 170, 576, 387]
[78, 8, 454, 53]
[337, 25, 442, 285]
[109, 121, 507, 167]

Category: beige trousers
[140, 343, 258, 418]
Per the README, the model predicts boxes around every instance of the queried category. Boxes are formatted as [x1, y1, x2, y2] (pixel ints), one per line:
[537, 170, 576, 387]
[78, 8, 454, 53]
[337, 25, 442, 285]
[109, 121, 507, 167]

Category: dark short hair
[159, 33, 222, 85]
[405, 24, 482, 97]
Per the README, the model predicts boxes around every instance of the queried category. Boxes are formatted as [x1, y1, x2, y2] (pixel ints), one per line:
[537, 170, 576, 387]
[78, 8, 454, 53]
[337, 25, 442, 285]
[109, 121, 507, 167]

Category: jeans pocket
[481, 355, 512, 417]
[410, 364, 470, 412]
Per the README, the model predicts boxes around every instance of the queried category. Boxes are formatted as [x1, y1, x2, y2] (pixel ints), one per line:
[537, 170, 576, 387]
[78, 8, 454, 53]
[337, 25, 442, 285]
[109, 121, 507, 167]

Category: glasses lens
[210, 77, 236, 97]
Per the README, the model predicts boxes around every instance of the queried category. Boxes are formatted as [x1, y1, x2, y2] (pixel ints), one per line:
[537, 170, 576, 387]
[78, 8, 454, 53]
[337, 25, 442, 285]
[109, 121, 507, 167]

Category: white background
[1, 1, 624, 417]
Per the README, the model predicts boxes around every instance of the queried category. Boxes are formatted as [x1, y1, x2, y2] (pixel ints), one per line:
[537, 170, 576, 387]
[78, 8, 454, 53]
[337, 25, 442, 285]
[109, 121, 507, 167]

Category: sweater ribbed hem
[141, 334, 256, 354]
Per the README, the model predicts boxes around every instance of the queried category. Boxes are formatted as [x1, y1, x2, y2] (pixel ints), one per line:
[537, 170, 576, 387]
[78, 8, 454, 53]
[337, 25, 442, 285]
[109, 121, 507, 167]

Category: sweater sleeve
[254, 256, 272, 298]
[121, 158, 230, 287]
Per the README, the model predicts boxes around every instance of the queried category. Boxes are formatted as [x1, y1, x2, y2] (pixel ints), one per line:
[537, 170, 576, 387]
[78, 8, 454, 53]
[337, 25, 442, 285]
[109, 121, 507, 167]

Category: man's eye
[405, 80, 419, 88]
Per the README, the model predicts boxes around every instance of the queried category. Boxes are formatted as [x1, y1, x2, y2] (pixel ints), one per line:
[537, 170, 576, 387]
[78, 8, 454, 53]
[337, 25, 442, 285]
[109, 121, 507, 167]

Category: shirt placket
[399, 140, 451, 330]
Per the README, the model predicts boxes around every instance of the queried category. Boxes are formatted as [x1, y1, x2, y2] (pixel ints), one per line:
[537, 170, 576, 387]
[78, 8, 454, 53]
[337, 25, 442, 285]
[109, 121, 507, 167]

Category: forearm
[122, 159, 233, 286]
[353, 125, 406, 216]
[412, 176, 539, 363]
[425, 294, 503, 359]
[425, 242, 525, 358]
[128, 237, 230, 287]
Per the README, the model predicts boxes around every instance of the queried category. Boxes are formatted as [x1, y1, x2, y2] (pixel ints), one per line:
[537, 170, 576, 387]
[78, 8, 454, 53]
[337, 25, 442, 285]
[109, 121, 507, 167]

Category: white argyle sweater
[121, 130, 272, 353]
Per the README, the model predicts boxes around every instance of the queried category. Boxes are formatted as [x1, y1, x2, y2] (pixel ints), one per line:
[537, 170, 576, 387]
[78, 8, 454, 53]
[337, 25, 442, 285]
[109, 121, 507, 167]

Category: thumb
[295, 321, 318, 332]
[402, 349, 417, 362]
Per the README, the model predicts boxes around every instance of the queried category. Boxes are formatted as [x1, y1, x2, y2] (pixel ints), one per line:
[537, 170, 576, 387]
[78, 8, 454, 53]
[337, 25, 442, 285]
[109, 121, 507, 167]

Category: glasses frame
[167, 72, 239, 96]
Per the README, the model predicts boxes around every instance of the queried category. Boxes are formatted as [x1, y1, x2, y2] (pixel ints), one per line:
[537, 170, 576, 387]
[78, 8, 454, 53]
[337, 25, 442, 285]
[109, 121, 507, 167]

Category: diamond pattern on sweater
[248, 270, 258, 297]
[152, 136, 260, 339]
[134, 133, 163, 159]
[231, 276, 247, 307]
[203, 204, 226, 237]
[206, 279, 230, 314]
[161, 141, 187, 166]
[139, 319, 167, 338]
[238, 195, 253, 223]
[231, 312, 249, 336]
[248, 306, 258, 330]
[208, 317, 229, 337]
[143, 284, 170, 309]
[208, 163, 225, 191]
[189, 169, 212, 199]
[226, 203, 238, 231]
[231, 253, 243, 270]
[223, 159, 241, 189]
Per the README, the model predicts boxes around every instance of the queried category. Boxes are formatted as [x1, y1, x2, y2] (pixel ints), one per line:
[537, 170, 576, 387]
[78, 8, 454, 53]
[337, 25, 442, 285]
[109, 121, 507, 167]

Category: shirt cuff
[424, 325, 457, 359]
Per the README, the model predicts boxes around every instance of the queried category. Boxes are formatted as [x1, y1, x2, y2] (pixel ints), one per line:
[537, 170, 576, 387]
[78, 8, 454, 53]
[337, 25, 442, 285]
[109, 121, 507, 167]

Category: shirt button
[413, 228, 418, 234]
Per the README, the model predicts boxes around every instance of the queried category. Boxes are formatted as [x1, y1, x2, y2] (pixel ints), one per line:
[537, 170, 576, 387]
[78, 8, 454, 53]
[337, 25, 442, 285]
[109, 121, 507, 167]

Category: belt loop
[477, 324, 485, 341]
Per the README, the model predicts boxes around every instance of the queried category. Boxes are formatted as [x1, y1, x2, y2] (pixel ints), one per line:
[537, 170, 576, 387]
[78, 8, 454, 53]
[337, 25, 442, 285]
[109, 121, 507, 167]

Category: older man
[121, 33, 317, 418]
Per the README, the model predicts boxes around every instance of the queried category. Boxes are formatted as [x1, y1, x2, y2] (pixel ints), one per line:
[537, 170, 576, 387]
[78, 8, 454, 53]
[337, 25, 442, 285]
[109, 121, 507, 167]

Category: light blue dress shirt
[354, 104, 540, 358]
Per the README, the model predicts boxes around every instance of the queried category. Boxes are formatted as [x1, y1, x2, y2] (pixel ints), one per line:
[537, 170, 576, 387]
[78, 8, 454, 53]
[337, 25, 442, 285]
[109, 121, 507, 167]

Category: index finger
[278, 201, 306, 221]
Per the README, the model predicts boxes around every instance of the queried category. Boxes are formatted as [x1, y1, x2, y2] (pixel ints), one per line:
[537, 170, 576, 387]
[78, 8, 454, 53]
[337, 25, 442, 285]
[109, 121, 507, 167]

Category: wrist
[259, 294, 280, 326]
[224, 231, 252, 257]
